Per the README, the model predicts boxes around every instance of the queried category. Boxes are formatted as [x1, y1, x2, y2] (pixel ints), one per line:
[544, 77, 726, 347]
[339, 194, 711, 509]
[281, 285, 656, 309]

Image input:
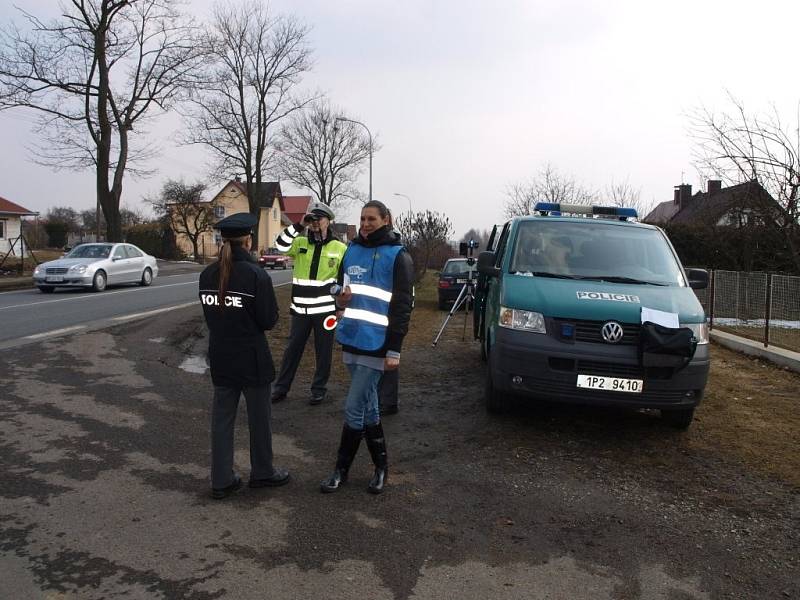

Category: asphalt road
[0, 284, 798, 599]
[0, 264, 292, 349]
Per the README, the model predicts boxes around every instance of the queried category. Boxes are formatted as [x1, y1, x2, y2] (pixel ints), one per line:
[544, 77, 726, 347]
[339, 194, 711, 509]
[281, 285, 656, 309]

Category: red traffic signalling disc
[323, 315, 338, 331]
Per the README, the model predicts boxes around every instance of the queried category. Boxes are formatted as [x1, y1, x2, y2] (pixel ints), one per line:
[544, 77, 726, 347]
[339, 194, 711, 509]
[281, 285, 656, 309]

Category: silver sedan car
[32, 243, 159, 293]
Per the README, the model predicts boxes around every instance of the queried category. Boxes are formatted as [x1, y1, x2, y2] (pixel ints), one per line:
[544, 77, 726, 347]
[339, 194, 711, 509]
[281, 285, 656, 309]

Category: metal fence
[695, 270, 800, 353]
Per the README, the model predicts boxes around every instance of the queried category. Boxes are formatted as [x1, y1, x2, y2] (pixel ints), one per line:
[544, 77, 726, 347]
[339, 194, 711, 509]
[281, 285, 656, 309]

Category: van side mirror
[686, 268, 709, 290]
[477, 251, 499, 277]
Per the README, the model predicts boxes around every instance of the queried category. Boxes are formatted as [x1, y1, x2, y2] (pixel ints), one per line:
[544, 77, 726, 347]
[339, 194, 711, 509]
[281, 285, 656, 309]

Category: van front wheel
[661, 407, 694, 430]
[484, 350, 508, 414]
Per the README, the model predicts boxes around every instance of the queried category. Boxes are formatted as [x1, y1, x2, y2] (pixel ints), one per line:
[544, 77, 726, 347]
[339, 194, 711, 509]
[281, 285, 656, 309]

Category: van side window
[493, 223, 511, 268]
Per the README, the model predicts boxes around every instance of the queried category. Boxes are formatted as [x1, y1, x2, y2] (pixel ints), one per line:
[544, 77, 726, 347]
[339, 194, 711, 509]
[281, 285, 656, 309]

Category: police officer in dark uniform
[199, 213, 290, 499]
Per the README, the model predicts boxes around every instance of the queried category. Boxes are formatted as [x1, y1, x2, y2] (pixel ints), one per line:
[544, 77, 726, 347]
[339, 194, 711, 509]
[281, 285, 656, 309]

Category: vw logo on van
[601, 321, 624, 344]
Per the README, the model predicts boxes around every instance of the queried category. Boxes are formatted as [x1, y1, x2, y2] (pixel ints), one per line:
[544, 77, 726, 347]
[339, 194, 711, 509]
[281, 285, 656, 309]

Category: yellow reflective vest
[274, 224, 347, 316]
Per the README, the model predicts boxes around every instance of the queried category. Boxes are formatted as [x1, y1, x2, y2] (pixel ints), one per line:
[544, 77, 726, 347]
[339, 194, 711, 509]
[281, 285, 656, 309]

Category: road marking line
[24, 325, 86, 340]
[0, 280, 199, 311]
[112, 302, 197, 321]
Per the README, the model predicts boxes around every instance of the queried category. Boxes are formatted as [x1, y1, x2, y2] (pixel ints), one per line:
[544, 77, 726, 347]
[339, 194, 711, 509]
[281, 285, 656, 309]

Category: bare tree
[394, 210, 454, 275]
[46, 207, 81, 233]
[0, 0, 205, 242]
[689, 94, 800, 271]
[604, 176, 650, 217]
[276, 101, 372, 209]
[148, 179, 211, 262]
[183, 0, 313, 250]
[503, 164, 596, 218]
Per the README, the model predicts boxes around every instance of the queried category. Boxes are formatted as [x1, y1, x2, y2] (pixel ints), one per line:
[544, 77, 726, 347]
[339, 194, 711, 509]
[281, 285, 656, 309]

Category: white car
[32, 243, 159, 293]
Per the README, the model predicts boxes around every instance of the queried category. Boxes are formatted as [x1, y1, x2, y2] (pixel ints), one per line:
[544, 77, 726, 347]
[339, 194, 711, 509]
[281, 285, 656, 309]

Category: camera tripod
[432, 276, 476, 346]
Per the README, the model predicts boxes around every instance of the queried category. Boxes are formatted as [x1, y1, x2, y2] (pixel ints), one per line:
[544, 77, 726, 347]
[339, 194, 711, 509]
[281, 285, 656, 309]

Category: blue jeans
[344, 364, 382, 430]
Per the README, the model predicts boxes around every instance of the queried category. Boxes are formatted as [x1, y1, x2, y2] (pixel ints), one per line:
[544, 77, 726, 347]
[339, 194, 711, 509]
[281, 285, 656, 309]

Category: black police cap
[214, 212, 257, 238]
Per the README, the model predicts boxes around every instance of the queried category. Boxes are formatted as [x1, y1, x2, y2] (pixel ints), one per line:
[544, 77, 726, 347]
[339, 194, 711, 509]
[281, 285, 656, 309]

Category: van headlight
[499, 306, 546, 333]
[682, 322, 709, 344]
[69, 265, 88, 274]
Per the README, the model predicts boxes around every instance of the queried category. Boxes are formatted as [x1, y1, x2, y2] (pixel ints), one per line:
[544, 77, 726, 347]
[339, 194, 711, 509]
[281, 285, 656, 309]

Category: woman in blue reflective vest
[320, 200, 414, 494]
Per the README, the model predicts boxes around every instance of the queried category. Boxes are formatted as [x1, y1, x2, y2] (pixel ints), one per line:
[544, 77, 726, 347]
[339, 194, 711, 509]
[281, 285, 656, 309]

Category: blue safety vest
[336, 243, 403, 351]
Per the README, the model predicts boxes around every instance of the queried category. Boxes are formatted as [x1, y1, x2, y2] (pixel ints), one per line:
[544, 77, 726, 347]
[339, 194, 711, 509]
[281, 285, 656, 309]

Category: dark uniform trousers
[274, 314, 335, 396]
[379, 368, 399, 412]
[211, 384, 274, 489]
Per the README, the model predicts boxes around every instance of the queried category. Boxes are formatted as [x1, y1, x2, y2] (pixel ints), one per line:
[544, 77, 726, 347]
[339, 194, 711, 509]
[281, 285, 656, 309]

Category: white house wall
[0, 216, 24, 256]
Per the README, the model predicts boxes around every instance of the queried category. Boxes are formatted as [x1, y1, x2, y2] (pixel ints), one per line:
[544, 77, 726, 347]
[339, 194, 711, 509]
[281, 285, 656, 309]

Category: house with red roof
[171, 178, 285, 258]
[282, 195, 312, 225]
[0, 195, 37, 256]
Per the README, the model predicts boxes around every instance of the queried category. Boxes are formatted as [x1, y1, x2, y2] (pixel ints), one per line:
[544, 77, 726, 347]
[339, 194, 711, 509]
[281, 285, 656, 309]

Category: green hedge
[661, 223, 799, 274]
[125, 223, 181, 260]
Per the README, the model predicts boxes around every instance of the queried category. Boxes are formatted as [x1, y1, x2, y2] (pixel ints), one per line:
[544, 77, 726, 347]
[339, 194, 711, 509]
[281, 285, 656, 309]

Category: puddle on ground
[179, 355, 208, 374]
[148, 337, 165, 343]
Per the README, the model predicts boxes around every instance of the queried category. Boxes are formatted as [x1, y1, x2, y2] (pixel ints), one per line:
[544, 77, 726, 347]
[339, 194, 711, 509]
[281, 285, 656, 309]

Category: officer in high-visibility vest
[271, 202, 348, 405]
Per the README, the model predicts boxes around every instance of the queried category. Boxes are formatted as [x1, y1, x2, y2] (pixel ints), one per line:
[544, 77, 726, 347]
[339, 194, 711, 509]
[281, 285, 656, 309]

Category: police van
[474, 203, 710, 429]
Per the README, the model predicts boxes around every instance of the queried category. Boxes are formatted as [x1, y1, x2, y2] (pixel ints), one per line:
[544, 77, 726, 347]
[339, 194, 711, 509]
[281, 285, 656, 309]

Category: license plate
[576, 374, 643, 393]
[46, 276, 64, 283]
[456, 278, 467, 284]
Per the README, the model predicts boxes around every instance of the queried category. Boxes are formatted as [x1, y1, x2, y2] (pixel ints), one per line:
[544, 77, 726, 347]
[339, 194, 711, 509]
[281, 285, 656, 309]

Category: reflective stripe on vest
[341, 307, 389, 326]
[291, 303, 336, 315]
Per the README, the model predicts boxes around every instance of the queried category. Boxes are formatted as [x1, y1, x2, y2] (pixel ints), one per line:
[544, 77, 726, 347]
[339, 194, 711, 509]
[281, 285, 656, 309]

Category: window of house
[273, 208, 277, 219]
[214, 206, 225, 218]
[0, 220, 5, 239]
[214, 233, 222, 245]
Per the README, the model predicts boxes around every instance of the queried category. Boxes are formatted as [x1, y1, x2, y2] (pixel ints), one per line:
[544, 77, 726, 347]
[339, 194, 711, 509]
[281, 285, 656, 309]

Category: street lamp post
[393, 192, 413, 214]
[335, 117, 373, 202]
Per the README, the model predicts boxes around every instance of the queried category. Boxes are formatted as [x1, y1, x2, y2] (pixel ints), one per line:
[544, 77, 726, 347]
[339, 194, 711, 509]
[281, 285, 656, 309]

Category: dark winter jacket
[199, 245, 279, 387]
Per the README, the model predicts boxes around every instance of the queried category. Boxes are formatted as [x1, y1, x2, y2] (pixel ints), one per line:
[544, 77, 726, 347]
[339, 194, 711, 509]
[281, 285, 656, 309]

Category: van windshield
[509, 221, 685, 286]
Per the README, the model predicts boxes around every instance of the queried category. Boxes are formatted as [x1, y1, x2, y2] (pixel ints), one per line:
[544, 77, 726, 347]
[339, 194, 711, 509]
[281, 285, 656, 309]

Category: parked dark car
[437, 258, 475, 310]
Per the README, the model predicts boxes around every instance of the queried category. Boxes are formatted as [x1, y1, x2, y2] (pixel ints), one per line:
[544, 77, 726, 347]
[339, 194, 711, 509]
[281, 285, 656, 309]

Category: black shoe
[309, 391, 326, 405]
[249, 468, 291, 488]
[211, 474, 242, 499]
[271, 391, 288, 404]
[320, 468, 348, 493]
[381, 404, 399, 416]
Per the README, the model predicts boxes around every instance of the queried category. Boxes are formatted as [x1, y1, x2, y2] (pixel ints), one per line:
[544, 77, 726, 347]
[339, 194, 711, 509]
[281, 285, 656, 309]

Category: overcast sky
[1, 0, 798, 237]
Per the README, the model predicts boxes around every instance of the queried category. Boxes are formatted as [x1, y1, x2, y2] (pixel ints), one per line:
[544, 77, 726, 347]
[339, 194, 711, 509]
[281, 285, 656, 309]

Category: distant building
[172, 179, 284, 258]
[643, 180, 782, 227]
[332, 222, 357, 242]
[0, 195, 37, 256]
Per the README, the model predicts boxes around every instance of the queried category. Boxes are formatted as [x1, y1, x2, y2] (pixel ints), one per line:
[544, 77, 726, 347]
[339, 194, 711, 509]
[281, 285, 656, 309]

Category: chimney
[707, 180, 722, 194]
[674, 183, 692, 208]
[234, 174, 241, 182]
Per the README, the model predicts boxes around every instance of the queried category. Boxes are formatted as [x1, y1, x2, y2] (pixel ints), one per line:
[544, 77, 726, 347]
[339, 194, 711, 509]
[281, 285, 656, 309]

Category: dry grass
[715, 325, 800, 355]
[271, 272, 800, 488]
[0, 249, 65, 276]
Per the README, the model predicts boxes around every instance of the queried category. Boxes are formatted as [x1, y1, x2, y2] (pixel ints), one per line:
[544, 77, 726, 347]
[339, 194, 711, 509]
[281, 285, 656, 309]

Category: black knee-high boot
[365, 422, 388, 494]
[320, 424, 363, 493]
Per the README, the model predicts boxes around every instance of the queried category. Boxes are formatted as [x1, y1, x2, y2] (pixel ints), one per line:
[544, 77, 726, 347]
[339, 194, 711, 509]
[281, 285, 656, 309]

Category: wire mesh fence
[699, 269, 800, 353]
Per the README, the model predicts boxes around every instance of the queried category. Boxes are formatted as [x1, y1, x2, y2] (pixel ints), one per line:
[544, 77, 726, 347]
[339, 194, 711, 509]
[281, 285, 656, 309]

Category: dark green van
[474, 203, 710, 428]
